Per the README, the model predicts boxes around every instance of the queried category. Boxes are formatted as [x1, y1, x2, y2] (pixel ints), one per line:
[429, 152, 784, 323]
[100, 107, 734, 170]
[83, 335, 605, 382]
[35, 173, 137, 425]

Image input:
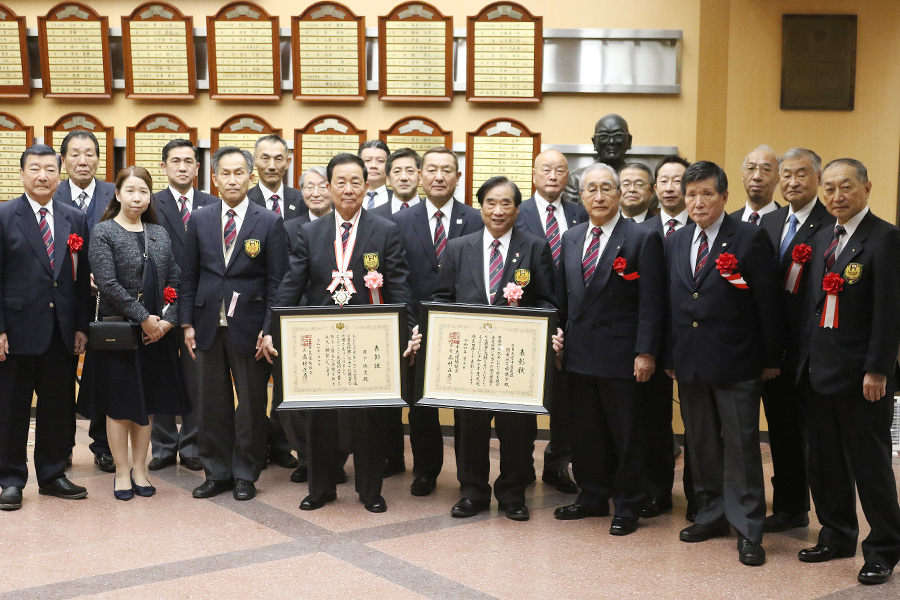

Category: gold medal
[363, 253, 380, 271]
[244, 239, 261, 258]
[514, 269, 531, 287]
[843, 262, 863, 284]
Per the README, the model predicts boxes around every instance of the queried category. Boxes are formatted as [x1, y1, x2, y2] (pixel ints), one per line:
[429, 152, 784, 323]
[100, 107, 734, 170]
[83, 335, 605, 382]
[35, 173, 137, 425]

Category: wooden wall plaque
[378, 3, 453, 102]
[0, 113, 33, 201]
[45, 113, 114, 183]
[466, 118, 539, 207]
[466, 3, 542, 103]
[293, 115, 365, 188]
[0, 5, 30, 98]
[207, 2, 280, 100]
[37, 3, 113, 98]
[122, 2, 196, 99]
[210, 114, 281, 193]
[127, 114, 198, 194]
[292, 2, 365, 101]
[379, 116, 452, 155]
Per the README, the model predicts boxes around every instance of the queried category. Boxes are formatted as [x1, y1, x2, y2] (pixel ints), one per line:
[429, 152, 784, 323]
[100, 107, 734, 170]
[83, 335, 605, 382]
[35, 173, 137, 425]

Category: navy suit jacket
[179, 200, 288, 353]
[515, 197, 588, 252]
[248, 184, 308, 223]
[0, 196, 91, 354]
[558, 219, 665, 379]
[798, 210, 900, 396]
[642, 212, 693, 239]
[152, 188, 218, 269]
[759, 200, 833, 372]
[431, 228, 557, 311]
[664, 213, 783, 383]
[393, 199, 483, 314]
[369, 199, 397, 220]
[283, 212, 313, 254]
[52, 178, 115, 232]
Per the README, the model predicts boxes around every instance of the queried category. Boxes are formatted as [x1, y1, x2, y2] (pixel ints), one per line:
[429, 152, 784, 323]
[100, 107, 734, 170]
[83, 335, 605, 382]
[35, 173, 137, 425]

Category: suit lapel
[414, 203, 439, 268]
[158, 189, 187, 244]
[520, 200, 543, 237]
[494, 231, 526, 305]
[561, 202, 582, 228]
[226, 203, 259, 271]
[446, 200, 466, 238]
[565, 224, 587, 313]
[465, 234, 488, 302]
[16, 197, 54, 276]
[831, 212, 870, 277]
[349, 210, 375, 268]
[676, 223, 698, 289]
[583, 218, 625, 302]
[52, 206, 71, 281]
[694, 216, 735, 288]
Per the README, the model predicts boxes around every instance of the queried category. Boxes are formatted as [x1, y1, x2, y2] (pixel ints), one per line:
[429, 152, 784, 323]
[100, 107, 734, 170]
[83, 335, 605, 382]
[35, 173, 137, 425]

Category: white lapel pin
[289, 205, 295, 210]
[456, 219, 463, 224]
[722, 243, 727, 247]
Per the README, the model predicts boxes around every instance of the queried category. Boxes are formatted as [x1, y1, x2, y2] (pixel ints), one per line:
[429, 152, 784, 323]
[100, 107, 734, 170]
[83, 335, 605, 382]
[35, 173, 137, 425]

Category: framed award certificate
[415, 302, 556, 414]
[272, 304, 409, 409]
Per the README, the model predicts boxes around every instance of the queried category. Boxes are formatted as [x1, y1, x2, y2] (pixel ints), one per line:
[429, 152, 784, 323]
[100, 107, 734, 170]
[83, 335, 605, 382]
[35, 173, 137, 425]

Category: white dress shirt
[835, 206, 869, 257]
[169, 186, 194, 212]
[482, 228, 513, 303]
[364, 185, 390, 209]
[534, 192, 569, 235]
[258, 183, 285, 212]
[661, 208, 690, 233]
[779, 197, 818, 244]
[27, 195, 54, 233]
[582, 212, 620, 271]
[69, 178, 96, 210]
[622, 209, 649, 223]
[390, 196, 420, 213]
[308, 209, 331, 222]
[690, 211, 725, 273]
[221, 197, 249, 264]
[739, 201, 778, 222]
[426, 198, 455, 240]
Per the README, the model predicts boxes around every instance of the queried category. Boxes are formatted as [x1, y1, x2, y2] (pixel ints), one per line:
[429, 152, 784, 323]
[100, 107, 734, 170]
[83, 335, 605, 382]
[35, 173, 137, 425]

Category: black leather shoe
[679, 522, 730, 543]
[798, 544, 856, 563]
[685, 504, 698, 523]
[38, 477, 88, 499]
[554, 503, 609, 520]
[610, 516, 639, 536]
[192, 479, 234, 499]
[858, 562, 893, 585]
[451, 498, 489, 518]
[148, 456, 176, 471]
[336, 468, 348, 484]
[269, 451, 299, 469]
[0, 486, 23, 511]
[233, 479, 256, 501]
[180, 457, 204, 471]
[641, 496, 674, 518]
[94, 454, 116, 473]
[764, 511, 809, 532]
[383, 457, 406, 478]
[360, 494, 387, 513]
[300, 492, 337, 510]
[738, 534, 766, 566]
[410, 476, 437, 496]
[542, 470, 578, 494]
[499, 502, 530, 521]
[290, 466, 308, 483]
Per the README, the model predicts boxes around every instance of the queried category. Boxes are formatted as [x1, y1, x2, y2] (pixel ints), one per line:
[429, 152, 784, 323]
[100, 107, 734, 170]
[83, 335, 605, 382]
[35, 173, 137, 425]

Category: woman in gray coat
[78, 166, 189, 500]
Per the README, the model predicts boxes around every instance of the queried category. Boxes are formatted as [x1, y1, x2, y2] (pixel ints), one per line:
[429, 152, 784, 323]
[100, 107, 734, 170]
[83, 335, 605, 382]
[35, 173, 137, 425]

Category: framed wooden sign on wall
[207, 2, 281, 100]
[0, 4, 30, 98]
[379, 116, 452, 155]
[122, 2, 196, 100]
[466, 3, 542, 103]
[0, 113, 33, 200]
[292, 2, 365, 101]
[127, 114, 198, 193]
[37, 2, 113, 99]
[293, 115, 365, 188]
[45, 113, 114, 183]
[781, 14, 857, 111]
[210, 114, 281, 193]
[466, 118, 539, 207]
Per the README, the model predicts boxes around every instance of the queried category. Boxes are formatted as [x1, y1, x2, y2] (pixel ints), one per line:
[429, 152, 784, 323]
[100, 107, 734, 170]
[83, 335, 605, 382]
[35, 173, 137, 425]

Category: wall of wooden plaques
[293, 115, 365, 188]
[122, 2, 196, 99]
[466, 118, 539, 207]
[127, 114, 198, 193]
[292, 2, 365, 101]
[0, 113, 33, 200]
[0, 4, 29, 98]
[207, 2, 280, 100]
[37, 2, 112, 98]
[44, 113, 113, 182]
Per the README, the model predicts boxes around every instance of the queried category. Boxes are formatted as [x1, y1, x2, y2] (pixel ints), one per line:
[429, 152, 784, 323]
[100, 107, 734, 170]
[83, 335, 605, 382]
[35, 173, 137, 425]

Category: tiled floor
[4, 420, 900, 600]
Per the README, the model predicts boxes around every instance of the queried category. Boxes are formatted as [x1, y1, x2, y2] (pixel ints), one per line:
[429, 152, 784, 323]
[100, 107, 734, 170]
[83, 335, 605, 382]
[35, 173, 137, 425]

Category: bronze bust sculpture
[562, 114, 633, 204]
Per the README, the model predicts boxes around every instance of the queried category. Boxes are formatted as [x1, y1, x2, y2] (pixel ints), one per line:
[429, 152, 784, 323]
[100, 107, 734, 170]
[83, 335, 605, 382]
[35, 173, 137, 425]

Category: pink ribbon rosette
[503, 282, 524, 307]
[364, 270, 384, 304]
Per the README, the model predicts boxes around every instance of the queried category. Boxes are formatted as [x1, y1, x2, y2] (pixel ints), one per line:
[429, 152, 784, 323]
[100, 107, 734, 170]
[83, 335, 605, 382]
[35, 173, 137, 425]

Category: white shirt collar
[589, 211, 620, 239]
[335, 208, 361, 227]
[482, 227, 513, 252]
[787, 197, 818, 225]
[69, 178, 96, 201]
[309, 209, 331, 221]
[693, 210, 725, 244]
[838, 206, 868, 238]
[26, 194, 53, 215]
[426, 198, 455, 219]
[743, 201, 778, 219]
[259, 182, 285, 201]
[662, 208, 689, 226]
[622, 209, 649, 223]
[169, 186, 194, 202]
[393, 196, 420, 211]
[222, 196, 250, 221]
[534, 192, 563, 214]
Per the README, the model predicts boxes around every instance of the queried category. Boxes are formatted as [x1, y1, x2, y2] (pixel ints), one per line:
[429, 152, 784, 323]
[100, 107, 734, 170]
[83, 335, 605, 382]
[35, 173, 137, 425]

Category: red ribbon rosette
[612, 257, 640, 280]
[67, 233, 83, 281]
[715, 253, 748, 289]
[784, 243, 812, 294]
[819, 273, 844, 328]
[162, 286, 177, 316]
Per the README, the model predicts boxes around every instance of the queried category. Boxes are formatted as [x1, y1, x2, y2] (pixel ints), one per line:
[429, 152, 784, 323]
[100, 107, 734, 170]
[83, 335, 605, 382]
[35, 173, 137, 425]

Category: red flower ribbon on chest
[612, 257, 640, 280]
[715, 253, 748, 289]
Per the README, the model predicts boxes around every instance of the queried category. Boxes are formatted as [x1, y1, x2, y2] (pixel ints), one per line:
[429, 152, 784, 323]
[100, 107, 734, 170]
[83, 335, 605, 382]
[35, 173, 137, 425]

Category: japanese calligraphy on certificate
[467, 3, 542, 102]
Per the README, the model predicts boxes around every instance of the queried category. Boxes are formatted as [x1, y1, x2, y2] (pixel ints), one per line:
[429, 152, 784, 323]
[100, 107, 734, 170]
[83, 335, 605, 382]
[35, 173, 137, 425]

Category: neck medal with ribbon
[328, 212, 361, 306]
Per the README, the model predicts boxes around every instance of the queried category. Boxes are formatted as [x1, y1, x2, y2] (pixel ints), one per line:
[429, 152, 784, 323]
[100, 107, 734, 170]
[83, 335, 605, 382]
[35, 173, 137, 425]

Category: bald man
[730, 146, 781, 224]
[563, 114, 633, 204]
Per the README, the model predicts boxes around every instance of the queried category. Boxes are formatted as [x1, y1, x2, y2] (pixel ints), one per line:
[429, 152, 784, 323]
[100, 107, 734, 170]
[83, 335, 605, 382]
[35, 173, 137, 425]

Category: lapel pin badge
[722, 242, 727, 247]
[456, 219, 463, 224]
[289, 204, 295, 210]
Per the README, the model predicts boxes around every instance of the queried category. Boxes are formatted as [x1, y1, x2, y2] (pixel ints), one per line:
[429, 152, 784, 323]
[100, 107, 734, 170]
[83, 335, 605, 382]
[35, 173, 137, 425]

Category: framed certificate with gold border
[272, 304, 410, 409]
[415, 302, 555, 414]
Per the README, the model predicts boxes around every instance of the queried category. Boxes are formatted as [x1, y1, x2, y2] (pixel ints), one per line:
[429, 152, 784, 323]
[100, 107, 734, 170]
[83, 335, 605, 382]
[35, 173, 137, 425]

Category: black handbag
[88, 229, 149, 351]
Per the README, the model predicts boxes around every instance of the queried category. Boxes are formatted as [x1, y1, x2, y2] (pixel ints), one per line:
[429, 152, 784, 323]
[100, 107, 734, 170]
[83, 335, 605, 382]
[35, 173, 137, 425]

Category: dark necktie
[488, 239, 503, 303]
[581, 226, 601, 284]
[545, 204, 561, 269]
[76, 191, 88, 212]
[779, 214, 798, 260]
[694, 230, 708, 281]
[366, 191, 377, 210]
[179, 196, 190, 231]
[271, 194, 281, 216]
[39, 207, 54, 269]
[224, 209, 237, 253]
[824, 224, 846, 271]
[433, 210, 446, 262]
[665, 218, 677, 239]
[400, 202, 409, 210]
[341, 222, 352, 252]
[625, 216, 636, 223]
[748, 212, 760, 225]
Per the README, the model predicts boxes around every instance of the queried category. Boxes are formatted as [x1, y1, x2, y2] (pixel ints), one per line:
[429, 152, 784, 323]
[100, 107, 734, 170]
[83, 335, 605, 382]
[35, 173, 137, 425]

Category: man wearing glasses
[619, 163, 656, 223]
[562, 114, 633, 204]
[731, 146, 781, 225]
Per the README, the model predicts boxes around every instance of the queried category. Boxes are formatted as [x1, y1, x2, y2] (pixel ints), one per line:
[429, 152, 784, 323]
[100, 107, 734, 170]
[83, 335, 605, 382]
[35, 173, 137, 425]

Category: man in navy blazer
[758, 148, 833, 534]
[266, 153, 417, 514]
[0, 145, 92, 511]
[369, 147, 422, 220]
[730, 145, 780, 224]
[180, 147, 288, 502]
[795, 159, 900, 585]
[553, 163, 665, 536]
[148, 140, 217, 473]
[392, 147, 482, 496]
[360, 140, 393, 210]
[515, 149, 587, 495]
[432, 176, 557, 522]
[52, 130, 116, 472]
[664, 161, 783, 566]
[248, 134, 307, 225]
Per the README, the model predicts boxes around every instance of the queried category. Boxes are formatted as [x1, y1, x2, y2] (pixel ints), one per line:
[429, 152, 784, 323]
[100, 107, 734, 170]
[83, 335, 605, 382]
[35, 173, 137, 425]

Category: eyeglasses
[583, 184, 617, 196]
[620, 180, 648, 190]
[743, 164, 774, 175]
[593, 134, 627, 144]
[303, 184, 329, 193]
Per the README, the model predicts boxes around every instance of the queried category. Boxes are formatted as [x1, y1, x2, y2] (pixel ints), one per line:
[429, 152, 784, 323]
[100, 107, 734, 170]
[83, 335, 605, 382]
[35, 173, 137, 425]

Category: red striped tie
[271, 194, 281, 216]
[545, 205, 561, 269]
[694, 230, 709, 281]
[749, 212, 760, 225]
[179, 196, 190, 231]
[39, 208, 54, 270]
[665, 219, 677, 239]
[224, 209, 237, 253]
[824, 224, 846, 271]
[581, 227, 601, 284]
[433, 211, 446, 263]
[488, 239, 503, 303]
[341, 222, 352, 252]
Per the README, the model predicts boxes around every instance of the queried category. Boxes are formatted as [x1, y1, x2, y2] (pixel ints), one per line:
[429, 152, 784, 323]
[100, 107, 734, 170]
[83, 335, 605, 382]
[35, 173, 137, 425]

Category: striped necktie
[824, 224, 846, 271]
[694, 230, 709, 281]
[748, 212, 760, 225]
[224, 209, 237, 254]
[39, 208, 54, 270]
[545, 204, 561, 269]
[665, 219, 677, 239]
[341, 222, 352, 252]
[179, 196, 190, 231]
[400, 202, 409, 210]
[488, 239, 503, 303]
[581, 226, 601, 284]
[271, 194, 281, 216]
[433, 210, 446, 263]
[76, 191, 88, 212]
[366, 191, 377, 210]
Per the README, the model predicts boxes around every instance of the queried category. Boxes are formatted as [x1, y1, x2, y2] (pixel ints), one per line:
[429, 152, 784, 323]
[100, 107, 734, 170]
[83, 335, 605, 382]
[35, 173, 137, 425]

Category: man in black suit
[52, 130, 116, 473]
[795, 159, 900, 585]
[148, 139, 217, 473]
[664, 161, 783, 566]
[730, 145, 780, 224]
[359, 140, 392, 210]
[180, 147, 288, 502]
[619, 162, 656, 223]
[392, 147, 482, 496]
[369, 147, 422, 220]
[515, 149, 587, 495]
[758, 148, 832, 533]
[265, 153, 418, 514]
[432, 176, 557, 522]
[0, 145, 92, 511]
[553, 163, 665, 535]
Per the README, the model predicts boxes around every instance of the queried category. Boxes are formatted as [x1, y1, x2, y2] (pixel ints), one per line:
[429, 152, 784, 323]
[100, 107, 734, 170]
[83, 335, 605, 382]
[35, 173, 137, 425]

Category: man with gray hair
[731, 145, 780, 224]
[179, 146, 288, 501]
[619, 162, 656, 222]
